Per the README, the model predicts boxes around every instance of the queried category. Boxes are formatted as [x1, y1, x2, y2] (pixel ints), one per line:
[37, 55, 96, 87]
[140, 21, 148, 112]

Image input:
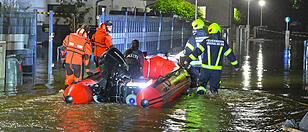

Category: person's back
[61, 26, 93, 87]
[124, 40, 144, 79]
[183, 19, 208, 88]
[182, 23, 239, 95]
[92, 20, 113, 72]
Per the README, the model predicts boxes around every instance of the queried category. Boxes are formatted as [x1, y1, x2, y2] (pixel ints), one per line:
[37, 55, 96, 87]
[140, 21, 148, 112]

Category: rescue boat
[136, 67, 191, 108]
[63, 50, 191, 108]
[63, 72, 103, 104]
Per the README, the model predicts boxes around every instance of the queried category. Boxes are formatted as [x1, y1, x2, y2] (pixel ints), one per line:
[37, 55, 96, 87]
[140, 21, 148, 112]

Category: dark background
[233, 0, 308, 31]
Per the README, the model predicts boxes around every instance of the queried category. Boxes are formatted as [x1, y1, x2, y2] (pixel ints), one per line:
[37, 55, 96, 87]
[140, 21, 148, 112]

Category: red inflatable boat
[136, 68, 191, 108]
[63, 54, 191, 108]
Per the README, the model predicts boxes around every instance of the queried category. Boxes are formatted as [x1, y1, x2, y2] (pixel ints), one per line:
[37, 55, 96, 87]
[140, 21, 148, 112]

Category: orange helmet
[76, 28, 88, 38]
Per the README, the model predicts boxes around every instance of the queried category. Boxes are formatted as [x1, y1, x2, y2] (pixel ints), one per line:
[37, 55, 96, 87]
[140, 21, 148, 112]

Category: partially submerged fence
[99, 12, 192, 54]
[253, 26, 308, 39]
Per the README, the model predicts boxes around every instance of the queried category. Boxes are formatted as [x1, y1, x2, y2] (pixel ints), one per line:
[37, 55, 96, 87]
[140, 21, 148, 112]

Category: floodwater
[0, 39, 307, 131]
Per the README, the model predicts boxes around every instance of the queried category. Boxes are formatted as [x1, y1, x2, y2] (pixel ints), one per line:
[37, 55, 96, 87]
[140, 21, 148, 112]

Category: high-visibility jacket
[92, 23, 113, 57]
[61, 28, 92, 72]
[186, 34, 239, 70]
[184, 29, 208, 67]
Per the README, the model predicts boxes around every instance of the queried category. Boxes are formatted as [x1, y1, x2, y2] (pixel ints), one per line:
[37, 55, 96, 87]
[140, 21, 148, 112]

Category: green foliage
[290, 0, 301, 9]
[233, 8, 245, 25]
[151, 0, 204, 21]
[234, 8, 241, 22]
[56, 0, 92, 31]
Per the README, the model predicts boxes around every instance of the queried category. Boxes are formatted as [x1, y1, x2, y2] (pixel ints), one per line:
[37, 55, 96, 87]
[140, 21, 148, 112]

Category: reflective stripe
[189, 54, 197, 60]
[197, 44, 205, 52]
[201, 64, 222, 70]
[190, 61, 202, 65]
[215, 46, 223, 66]
[197, 86, 207, 92]
[191, 55, 202, 66]
[207, 45, 211, 65]
[196, 36, 208, 42]
[231, 60, 238, 65]
[224, 48, 232, 56]
[185, 43, 194, 51]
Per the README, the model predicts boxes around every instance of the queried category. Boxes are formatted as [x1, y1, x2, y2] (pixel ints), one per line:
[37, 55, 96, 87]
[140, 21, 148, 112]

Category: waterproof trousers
[187, 67, 201, 88]
[65, 64, 84, 88]
[199, 69, 221, 94]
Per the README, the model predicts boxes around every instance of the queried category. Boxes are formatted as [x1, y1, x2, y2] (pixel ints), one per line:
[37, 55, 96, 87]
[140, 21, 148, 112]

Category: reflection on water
[0, 39, 307, 131]
[242, 56, 251, 90]
[257, 44, 263, 88]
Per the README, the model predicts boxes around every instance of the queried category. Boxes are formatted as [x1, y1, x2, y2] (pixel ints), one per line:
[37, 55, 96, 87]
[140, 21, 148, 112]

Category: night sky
[233, 0, 308, 31]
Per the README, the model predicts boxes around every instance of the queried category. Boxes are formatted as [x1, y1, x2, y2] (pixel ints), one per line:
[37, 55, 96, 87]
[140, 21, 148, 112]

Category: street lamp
[195, 0, 198, 19]
[247, 0, 250, 28]
[259, 0, 265, 26]
[96, 0, 104, 26]
[247, 0, 250, 39]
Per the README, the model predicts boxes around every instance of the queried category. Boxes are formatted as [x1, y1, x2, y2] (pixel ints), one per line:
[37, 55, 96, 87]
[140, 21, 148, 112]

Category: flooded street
[0, 39, 307, 131]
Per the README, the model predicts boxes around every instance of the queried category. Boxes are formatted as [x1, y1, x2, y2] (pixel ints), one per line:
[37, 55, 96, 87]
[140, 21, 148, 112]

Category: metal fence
[99, 12, 192, 54]
[0, 8, 37, 76]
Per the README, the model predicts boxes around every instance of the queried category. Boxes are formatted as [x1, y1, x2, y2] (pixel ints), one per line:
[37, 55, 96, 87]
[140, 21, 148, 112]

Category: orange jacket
[91, 24, 113, 57]
[61, 28, 92, 71]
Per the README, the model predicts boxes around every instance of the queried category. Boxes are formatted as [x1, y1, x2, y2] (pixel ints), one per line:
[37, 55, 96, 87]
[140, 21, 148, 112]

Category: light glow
[126, 80, 153, 89]
[259, 0, 265, 7]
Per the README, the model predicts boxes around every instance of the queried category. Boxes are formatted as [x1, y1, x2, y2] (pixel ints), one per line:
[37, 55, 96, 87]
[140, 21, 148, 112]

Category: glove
[179, 59, 189, 69]
[183, 61, 190, 69]
[179, 56, 186, 66]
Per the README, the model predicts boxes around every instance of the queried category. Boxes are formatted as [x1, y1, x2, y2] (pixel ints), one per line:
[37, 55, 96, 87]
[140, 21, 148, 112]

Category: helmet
[76, 28, 88, 38]
[105, 20, 113, 26]
[192, 19, 204, 29]
[208, 23, 221, 34]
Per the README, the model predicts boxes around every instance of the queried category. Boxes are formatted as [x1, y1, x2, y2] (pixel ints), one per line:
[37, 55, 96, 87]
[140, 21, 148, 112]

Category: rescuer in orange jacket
[61, 24, 93, 88]
[91, 20, 113, 72]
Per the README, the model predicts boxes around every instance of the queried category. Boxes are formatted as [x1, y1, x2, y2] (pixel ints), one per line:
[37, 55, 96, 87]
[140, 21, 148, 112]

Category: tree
[56, 0, 92, 31]
[290, 0, 302, 9]
[233, 8, 245, 25]
[151, 0, 204, 21]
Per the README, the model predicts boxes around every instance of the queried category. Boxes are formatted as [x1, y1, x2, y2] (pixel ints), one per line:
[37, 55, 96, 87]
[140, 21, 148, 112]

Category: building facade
[0, 0, 233, 26]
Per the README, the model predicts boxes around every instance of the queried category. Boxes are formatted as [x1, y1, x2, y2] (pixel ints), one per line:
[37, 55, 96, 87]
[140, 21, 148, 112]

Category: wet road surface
[0, 39, 307, 131]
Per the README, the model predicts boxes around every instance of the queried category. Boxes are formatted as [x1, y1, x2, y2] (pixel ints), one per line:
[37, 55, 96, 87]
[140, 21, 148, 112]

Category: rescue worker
[91, 20, 113, 72]
[183, 19, 208, 88]
[61, 24, 93, 88]
[182, 23, 240, 95]
[124, 39, 145, 79]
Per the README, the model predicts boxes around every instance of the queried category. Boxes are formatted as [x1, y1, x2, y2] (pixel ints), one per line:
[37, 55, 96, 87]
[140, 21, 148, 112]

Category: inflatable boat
[63, 49, 191, 108]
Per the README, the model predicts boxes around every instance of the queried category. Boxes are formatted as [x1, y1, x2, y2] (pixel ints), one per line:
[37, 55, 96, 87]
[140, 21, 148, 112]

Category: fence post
[32, 9, 37, 77]
[240, 26, 243, 49]
[48, 10, 53, 79]
[124, 12, 128, 50]
[170, 14, 174, 50]
[157, 13, 162, 52]
[304, 40, 307, 71]
[181, 18, 184, 47]
[284, 49, 290, 70]
[142, 12, 146, 51]
[227, 28, 230, 44]
[102, 9, 105, 24]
